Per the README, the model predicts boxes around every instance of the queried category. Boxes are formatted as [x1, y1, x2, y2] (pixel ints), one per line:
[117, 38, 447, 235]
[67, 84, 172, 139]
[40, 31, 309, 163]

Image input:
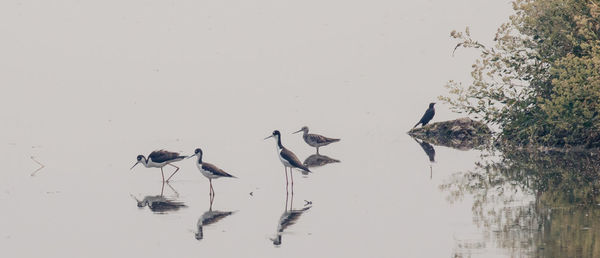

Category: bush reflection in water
[441, 147, 600, 257]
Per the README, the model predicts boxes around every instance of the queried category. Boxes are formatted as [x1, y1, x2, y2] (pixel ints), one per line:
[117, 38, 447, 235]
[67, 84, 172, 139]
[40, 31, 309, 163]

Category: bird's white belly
[146, 161, 165, 168]
[278, 150, 292, 167]
[197, 163, 219, 179]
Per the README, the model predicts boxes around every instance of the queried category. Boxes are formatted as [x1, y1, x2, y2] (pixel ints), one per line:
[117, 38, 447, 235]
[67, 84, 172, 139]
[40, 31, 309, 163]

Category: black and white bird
[188, 148, 236, 196]
[130, 150, 187, 182]
[413, 102, 436, 128]
[265, 130, 311, 188]
[293, 126, 340, 154]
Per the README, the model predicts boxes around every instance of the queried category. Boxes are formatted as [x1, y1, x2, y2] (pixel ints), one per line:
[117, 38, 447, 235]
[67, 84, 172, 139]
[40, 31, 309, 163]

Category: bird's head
[429, 102, 436, 108]
[130, 155, 146, 170]
[264, 130, 281, 140]
[188, 148, 203, 161]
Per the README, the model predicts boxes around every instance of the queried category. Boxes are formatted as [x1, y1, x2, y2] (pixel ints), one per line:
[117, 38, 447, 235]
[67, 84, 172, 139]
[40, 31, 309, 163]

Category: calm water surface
[6, 1, 597, 258]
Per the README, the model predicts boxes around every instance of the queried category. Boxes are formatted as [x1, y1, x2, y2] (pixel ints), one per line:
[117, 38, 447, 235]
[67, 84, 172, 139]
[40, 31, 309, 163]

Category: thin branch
[30, 156, 45, 176]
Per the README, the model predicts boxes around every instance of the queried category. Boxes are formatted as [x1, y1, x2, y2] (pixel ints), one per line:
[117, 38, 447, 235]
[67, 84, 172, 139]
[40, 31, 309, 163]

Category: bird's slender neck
[142, 157, 150, 167]
[275, 135, 283, 149]
[196, 154, 203, 164]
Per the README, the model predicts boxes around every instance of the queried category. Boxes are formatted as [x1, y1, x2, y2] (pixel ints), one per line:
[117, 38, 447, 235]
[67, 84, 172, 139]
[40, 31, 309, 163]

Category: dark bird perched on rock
[413, 103, 436, 128]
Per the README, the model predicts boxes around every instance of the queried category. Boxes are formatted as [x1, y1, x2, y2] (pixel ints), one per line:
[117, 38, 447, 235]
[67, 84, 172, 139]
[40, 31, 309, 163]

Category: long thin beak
[264, 135, 273, 140]
[292, 129, 303, 134]
[130, 161, 140, 170]
[186, 154, 196, 159]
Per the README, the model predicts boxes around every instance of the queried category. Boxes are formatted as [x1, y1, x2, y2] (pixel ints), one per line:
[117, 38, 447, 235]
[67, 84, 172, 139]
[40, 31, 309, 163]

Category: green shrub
[441, 0, 600, 147]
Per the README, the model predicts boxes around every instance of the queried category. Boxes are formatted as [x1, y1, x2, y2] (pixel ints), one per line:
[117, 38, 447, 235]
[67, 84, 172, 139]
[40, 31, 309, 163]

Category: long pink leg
[161, 167, 165, 183]
[160, 181, 165, 196]
[284, 167, 289, 193]
[290, 168, 294, 194]
[209, 179, 215, 196]
[166, 164, 180, 182]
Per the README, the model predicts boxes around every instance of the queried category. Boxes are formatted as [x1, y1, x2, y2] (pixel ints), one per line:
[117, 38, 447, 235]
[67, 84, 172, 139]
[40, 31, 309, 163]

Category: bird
[188, 148, 236, 196]
[130, 150, 187, 182]
[413, 102, 436, 128]
[265, 130, 311, 189]
[293, 126, 340, 154]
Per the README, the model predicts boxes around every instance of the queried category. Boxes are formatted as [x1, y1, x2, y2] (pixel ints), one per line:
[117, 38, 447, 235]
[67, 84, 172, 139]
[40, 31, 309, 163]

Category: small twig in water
[30, 156, 45, 176]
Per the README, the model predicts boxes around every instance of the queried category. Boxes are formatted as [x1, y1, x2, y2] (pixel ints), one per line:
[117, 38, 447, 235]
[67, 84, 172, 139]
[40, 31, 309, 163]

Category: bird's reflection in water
[195, 196, 235, 240]
[271, 193, 312, 246]
[303, 154, 340, 170]
[132, 182, 187, 214]
[413, 137, 436, 178]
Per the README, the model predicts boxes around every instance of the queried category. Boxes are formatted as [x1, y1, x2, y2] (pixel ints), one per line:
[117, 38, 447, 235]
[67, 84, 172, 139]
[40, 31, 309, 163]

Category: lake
[4, 1, 598, 257]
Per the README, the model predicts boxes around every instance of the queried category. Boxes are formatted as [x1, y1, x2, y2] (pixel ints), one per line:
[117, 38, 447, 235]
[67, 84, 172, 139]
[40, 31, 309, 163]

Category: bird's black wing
[281, 148, 311, 172]
[149, 150, 182, 163]
[202, 162, 235, 178]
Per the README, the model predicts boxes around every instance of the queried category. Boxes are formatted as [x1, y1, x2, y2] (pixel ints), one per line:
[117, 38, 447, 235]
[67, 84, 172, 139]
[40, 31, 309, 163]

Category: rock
[408, 117, 492, 150]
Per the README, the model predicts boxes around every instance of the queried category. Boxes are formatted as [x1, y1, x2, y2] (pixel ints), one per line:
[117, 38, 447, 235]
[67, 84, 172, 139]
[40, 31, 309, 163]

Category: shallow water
[7, 1, 598, 258]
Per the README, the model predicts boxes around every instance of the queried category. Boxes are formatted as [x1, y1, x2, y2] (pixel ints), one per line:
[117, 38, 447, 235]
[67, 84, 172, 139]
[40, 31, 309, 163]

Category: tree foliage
[441, 0, 600, 147]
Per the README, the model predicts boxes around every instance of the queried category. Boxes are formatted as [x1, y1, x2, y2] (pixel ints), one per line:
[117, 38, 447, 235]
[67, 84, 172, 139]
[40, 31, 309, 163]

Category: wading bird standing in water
[131, 150, 187, 182]
[293, 126, 340, 154]
[188, 148, 236, 197]
[413, 102, 436, 128]
[265, 130, 311, 191]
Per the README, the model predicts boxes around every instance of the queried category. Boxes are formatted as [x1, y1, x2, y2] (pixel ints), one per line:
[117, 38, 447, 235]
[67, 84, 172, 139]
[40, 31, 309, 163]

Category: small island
[408, 118, 491, 150]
